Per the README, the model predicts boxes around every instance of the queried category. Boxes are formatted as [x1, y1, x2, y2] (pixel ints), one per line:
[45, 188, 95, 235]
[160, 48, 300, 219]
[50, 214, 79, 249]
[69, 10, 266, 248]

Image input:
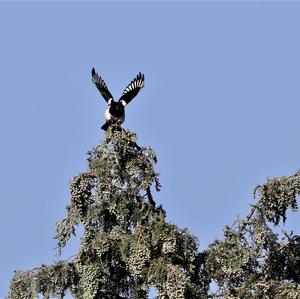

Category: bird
[91, 68, 145, 131]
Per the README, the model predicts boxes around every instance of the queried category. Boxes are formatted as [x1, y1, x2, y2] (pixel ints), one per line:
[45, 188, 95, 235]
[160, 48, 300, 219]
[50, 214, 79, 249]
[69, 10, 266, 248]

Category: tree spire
[9, 128, 204, 299]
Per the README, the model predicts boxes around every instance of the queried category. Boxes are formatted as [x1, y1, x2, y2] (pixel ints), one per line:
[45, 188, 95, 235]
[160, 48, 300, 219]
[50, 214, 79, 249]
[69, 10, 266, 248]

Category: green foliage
[205, 172, 300, 298]
[9, 262, 77, 299]
[256, 173, 300, 224]
[9, 128, 204, 298]
[8, 127, 300, 298]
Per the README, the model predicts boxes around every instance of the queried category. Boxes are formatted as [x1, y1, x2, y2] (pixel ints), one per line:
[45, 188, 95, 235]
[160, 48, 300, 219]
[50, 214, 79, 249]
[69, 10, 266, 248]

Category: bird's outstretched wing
[119, 72, 145, 106]
[91, 68, 114, 103]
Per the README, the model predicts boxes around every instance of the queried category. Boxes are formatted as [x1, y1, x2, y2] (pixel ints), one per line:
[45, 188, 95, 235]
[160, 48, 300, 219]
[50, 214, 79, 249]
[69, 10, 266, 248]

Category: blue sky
[1, 2, 300, 298]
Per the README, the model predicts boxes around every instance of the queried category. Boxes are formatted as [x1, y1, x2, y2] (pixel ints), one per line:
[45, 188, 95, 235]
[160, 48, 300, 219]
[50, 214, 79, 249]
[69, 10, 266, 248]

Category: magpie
[91, 68, 145, 131]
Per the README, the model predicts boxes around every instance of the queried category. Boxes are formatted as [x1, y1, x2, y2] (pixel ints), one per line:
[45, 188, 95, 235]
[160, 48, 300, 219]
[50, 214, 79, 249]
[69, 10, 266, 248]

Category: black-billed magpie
[91, 68, 145, 131]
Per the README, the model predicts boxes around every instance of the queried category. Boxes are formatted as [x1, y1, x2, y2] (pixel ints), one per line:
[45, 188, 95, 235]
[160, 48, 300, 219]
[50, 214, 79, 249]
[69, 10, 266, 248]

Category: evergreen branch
[238, 170, 300, 233]
[146, 187, 156, 206]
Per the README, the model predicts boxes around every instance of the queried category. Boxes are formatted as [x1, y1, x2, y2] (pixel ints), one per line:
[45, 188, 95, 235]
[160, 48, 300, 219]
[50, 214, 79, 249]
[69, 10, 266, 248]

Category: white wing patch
[105, 107, 112, 120]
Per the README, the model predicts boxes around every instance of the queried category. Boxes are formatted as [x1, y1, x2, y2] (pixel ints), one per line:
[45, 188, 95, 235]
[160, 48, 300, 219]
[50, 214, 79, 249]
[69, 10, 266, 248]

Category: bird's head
[111, 101, 123, 110]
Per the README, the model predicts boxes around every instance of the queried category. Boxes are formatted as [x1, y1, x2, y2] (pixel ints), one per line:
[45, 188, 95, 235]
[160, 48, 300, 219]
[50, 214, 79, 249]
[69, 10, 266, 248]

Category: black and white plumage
[91, 68, 145, 131]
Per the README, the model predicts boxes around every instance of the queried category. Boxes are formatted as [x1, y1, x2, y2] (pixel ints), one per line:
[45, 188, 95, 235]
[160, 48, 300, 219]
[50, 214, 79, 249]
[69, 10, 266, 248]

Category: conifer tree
[205, 172, 300, 298]
[8, 127, 300, 298]
[9, 127, 206, 299]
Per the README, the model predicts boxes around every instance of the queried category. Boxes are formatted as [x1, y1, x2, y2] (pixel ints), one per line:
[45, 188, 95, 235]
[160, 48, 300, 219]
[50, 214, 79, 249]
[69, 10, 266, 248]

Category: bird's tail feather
[101, 121, 110, 131]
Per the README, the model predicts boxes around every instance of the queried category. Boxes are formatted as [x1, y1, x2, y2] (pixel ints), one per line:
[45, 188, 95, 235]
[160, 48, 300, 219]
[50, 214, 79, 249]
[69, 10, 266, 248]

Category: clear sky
[1, 2, 300, 298]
